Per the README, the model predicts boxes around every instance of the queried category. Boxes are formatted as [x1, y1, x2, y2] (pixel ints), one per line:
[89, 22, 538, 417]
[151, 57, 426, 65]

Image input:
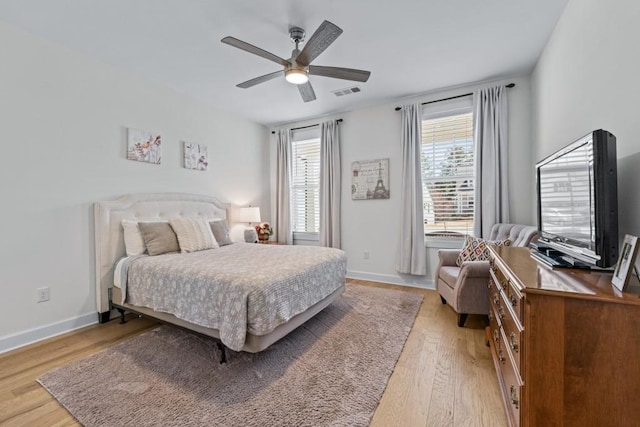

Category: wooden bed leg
[117, 307, 127, 324]
[216, 341, 227, 364]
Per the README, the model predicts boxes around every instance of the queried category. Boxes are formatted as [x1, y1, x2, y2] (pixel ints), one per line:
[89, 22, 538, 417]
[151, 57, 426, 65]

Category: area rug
[38, 284, 423, 427]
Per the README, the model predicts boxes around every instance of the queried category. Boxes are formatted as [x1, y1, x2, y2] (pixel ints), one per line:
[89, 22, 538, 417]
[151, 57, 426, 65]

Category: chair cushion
[456, 235, 511, 266]
[439, 266, 461, 288]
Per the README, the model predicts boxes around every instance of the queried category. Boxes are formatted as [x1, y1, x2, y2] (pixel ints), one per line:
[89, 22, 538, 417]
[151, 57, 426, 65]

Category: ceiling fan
[221, 20, 371, 102]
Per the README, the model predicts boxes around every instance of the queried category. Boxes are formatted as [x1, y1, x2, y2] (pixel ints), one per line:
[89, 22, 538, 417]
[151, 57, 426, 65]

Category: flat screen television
[534, 129, 618, 268]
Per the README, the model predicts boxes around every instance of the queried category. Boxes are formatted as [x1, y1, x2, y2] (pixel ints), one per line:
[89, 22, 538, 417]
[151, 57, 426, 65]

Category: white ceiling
[0, 0, 567, 126]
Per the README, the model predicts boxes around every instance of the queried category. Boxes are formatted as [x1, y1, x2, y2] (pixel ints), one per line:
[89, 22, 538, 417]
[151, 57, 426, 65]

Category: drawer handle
[509, 294, 518, 307]
[509, 332, 519, 352]
[510, 385, 519, 409]
[498, 306, 505, 320]
[493, 294, 500, 305]
[493, 329, 500, 343]
[498, 349, 505, 364]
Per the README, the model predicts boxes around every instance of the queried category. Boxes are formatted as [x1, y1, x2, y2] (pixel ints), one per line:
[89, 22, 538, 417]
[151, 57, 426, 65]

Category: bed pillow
[170, 218, 219, 253]
[122, 220, 146, 256]
[138, 222, 180, 255]
[210, 219, 233, 246]
[456, 235, 511, 266]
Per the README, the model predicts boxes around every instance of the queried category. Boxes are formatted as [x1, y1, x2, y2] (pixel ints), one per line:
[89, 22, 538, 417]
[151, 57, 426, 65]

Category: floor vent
[332, 86, 361, 97]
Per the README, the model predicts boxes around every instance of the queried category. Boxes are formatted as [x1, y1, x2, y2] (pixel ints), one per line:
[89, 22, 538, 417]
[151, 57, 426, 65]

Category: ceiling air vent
[332, 86, 362, 97]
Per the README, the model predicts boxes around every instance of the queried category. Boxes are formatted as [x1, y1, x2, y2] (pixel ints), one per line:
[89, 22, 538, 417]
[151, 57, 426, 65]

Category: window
[421, 105, 475, 235]
[291, 129, 320, 236]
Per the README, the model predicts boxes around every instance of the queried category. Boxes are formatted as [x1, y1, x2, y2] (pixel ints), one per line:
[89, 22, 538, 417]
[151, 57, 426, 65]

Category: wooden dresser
[487, 246, 640, 427]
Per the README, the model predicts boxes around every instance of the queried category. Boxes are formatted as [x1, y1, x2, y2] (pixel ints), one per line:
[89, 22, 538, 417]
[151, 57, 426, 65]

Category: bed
[94, 193, 347, 356]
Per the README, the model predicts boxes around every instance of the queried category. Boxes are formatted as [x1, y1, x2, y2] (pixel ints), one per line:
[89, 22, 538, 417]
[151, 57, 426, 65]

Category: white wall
[0, 22, 269, 352]
[531, 0, 640, 256]
[271, 75, 534, 288]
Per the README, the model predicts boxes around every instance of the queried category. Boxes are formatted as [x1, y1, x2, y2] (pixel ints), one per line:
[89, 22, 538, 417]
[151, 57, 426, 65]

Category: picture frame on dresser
[611, 234, 639, 292]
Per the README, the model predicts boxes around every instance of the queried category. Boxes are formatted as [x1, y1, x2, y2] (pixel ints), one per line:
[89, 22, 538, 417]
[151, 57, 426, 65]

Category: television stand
[488, 246, 640, 426]
[529, 248, 591, 269]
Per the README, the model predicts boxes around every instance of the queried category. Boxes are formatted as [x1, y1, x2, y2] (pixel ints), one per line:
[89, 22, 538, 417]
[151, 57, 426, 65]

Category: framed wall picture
[612, 234, 639, 292]
[183, 142, 209, 171]
[351, 158, 390, 200]
[127, 128, 161, 164]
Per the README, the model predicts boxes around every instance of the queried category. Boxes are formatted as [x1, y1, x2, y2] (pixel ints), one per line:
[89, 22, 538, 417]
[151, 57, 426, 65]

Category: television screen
[538, 141, 594, 249]
[535, 129, 618, 268]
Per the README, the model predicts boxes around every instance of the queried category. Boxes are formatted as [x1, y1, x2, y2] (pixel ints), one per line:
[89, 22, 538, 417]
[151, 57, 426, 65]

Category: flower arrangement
[255, 222, 273, 236]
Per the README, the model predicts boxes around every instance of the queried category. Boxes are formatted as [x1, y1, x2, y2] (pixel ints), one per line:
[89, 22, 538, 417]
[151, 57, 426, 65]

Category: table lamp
[238, 206, 261, 243]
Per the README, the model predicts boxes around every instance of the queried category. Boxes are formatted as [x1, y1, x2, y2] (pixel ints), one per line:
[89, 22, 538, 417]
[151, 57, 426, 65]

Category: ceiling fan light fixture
[285, 68, 309, 85]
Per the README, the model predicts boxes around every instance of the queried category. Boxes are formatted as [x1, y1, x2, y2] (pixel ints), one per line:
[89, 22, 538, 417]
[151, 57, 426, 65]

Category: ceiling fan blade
[308, 65, 371, 82]
[237, 70, 284, 89]
[221, 36, 289, 67]
[298, 81, 316, 103]
[295, 21, 343, 66]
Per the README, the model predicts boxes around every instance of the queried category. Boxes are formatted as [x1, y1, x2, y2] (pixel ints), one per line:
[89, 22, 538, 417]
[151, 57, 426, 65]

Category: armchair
[436, 223, 538, 327]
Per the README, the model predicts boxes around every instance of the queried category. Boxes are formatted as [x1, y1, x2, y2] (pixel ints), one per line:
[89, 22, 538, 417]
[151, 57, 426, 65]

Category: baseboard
[347, 270, 435, 290]
[0, 273, 433, 354]
[0, 312, 98, 354]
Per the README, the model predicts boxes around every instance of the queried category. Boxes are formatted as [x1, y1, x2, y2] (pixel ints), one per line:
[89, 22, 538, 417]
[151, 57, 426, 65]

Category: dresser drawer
[504, 279, 524, 323]
[490, 289, 507, 330]
[498, 328, 523, 427]
[488, 304, 502, 353]
[490, 265, 508, 292]
[499, 302, 523, 375]
[493, 292, 509, 326]
[488, 269, 500, 296]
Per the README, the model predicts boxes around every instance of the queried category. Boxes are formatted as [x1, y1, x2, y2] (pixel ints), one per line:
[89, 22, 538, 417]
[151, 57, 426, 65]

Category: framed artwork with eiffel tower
[351, 158, 390, 200]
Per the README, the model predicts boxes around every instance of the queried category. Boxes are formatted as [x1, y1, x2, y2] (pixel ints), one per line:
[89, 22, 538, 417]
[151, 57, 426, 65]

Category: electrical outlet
[363, 250, 370, 260]
[37, 287, 50, 303]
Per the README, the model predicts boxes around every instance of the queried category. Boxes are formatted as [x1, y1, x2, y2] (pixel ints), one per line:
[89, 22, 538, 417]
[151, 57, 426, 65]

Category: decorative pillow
[210, 219, 233, 246]
[169, 218, 219, 253]
[122, 220, 146, 256]
[138, 222, 180, 256]
[456, 235, 511, 266]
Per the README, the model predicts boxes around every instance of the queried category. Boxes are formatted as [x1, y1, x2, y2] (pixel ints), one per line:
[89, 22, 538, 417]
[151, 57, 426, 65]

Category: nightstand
[261, 241, 283, 245]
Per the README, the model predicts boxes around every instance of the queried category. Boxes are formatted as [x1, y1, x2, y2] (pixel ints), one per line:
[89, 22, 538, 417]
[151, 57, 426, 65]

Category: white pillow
[169, 218, 219, 253]
[122, 219, 146, 256]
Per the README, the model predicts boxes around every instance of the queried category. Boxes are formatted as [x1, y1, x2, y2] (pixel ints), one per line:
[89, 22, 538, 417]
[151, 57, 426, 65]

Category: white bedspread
[118, 243, 347, 351]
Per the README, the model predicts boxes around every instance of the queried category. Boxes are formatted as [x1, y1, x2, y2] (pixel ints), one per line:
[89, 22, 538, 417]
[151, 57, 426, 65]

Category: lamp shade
[238, 206, 261, 223]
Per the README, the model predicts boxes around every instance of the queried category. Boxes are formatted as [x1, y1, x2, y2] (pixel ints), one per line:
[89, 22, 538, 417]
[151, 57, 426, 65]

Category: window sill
[293, 232, 319, 242]
[424, 235, 465, 249]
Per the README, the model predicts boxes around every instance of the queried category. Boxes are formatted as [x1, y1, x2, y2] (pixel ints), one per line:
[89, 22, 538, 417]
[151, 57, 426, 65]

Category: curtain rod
[271, 118, 343, 134]
[393, 83, 515, 111]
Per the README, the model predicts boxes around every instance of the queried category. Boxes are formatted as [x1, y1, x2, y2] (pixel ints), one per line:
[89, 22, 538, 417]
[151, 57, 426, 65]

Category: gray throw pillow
[210, 219, 233, 246]
[138, 222, 180, 256]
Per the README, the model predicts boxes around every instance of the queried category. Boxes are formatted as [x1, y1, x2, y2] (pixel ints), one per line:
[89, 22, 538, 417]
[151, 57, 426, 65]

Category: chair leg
[440, 295, 447, 304]
[458, 313, 468, 327]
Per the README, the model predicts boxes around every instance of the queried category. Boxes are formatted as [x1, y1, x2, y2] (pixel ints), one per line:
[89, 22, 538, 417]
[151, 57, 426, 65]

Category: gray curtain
[320, 121, 341, 248]
[275, 129, 293, 245]
[473, 85, 510, 238]
[396, 104, 426, 275]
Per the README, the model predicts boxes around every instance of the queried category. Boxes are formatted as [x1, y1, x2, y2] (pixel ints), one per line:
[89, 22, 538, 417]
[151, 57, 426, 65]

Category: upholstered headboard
[94, 193, 229, 315]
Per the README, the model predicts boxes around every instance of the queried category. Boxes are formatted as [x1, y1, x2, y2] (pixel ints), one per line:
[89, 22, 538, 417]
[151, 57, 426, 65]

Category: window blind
[291, 136, 320, 233]
[421, 111, 475, 234]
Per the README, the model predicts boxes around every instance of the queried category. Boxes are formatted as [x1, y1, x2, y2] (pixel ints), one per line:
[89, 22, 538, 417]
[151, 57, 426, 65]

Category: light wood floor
[0, 279, 507, 426]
